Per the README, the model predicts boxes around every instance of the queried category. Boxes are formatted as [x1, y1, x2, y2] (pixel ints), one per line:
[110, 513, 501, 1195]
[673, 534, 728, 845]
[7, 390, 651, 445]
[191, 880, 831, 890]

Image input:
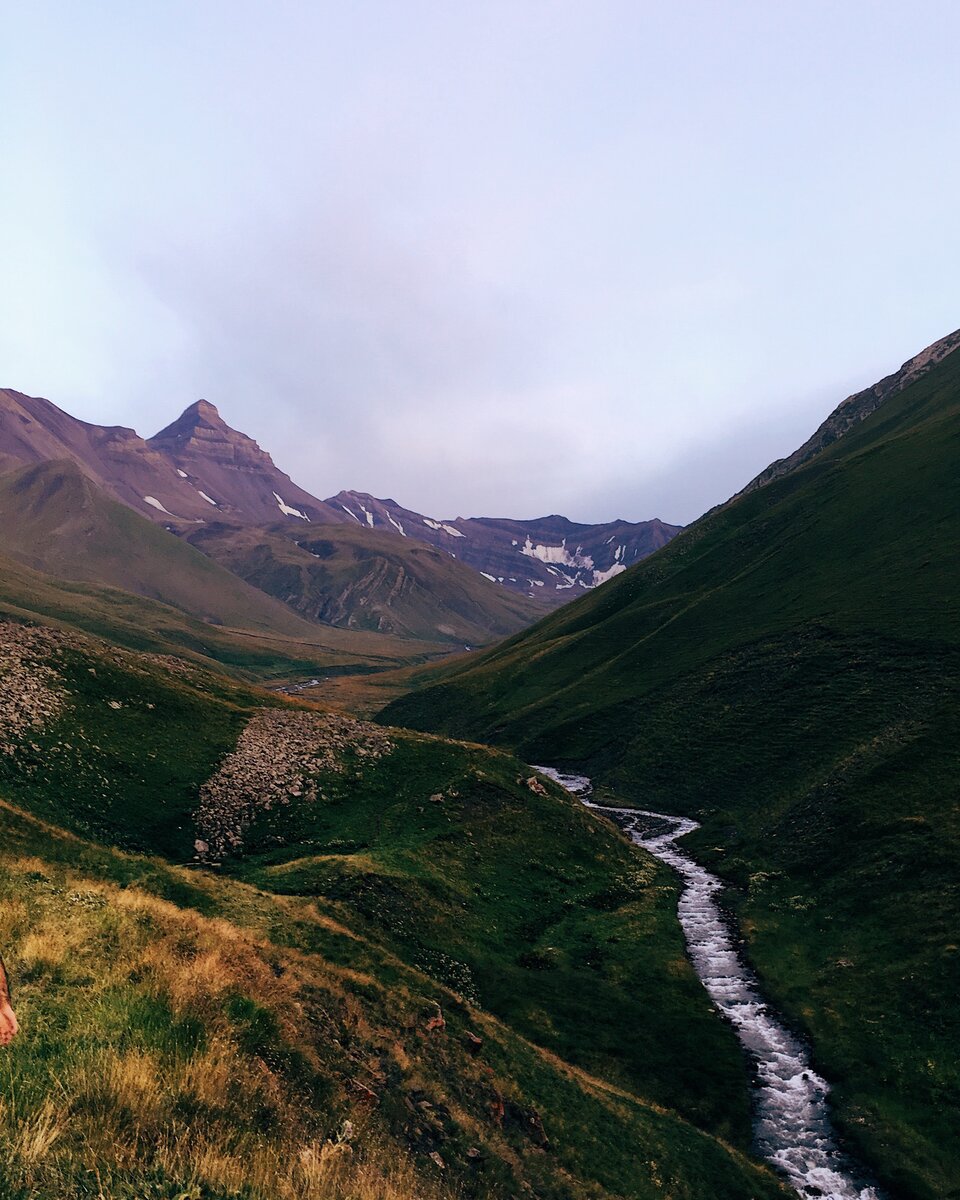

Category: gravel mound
[0, 621, 69, 757]
[195, 708, 392, 860]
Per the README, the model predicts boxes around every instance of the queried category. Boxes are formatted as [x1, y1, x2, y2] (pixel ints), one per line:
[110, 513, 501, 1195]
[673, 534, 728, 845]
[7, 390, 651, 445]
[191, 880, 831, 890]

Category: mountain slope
[148, 399, 347, 524]
[0, 618, 789, 1200]
[0, 459, 348, 639]
[330, 490, 681, 607]
[739, 325, 960, 495]
[1, 387, 679, 640]
[0, 401, 546, 648]
[381, 335, 960, 1199]
[183, 520, 544, 645]
[0, 544, 442, 685]
[0, 388, 224, 523]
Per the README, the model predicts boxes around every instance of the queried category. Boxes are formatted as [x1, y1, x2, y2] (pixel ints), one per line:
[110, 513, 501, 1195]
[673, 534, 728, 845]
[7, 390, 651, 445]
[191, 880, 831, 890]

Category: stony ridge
[740, 327, 960, 495]
[195, 708, 393, 860]
[0, 622, 67, 757]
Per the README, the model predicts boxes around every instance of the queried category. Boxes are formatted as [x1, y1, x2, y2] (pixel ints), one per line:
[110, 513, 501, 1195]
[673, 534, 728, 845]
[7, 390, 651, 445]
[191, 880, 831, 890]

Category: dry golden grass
[0, 853, 455, 1200]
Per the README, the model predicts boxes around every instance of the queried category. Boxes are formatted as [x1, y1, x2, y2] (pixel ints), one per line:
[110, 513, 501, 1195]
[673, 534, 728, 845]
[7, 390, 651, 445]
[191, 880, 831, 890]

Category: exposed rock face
[149, 400, 271, 469]
[329, 491, 681, 608]
[195, 708, 392, 860]
[0, 621, 67, 756]
[740, 327, 960, 496]
[147, 401, 343, 525]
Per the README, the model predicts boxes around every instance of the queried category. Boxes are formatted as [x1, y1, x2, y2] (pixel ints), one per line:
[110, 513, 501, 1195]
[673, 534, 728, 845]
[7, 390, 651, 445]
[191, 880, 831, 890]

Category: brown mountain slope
[183, 520, 544, 645]
[0, 388, 221, 523]
[148, 399, 346, 525]
[0, 459, 332, 637]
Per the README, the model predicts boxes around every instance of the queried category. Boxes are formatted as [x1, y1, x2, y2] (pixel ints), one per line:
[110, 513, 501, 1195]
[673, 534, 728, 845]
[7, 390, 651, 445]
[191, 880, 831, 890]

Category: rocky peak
[740, 326, 960, 496]
[149, 400, 277, 471]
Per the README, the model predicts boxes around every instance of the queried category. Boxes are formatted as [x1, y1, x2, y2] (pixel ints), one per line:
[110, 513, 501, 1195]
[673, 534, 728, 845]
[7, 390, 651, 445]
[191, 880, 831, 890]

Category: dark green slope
[382, 342, 960, 1199]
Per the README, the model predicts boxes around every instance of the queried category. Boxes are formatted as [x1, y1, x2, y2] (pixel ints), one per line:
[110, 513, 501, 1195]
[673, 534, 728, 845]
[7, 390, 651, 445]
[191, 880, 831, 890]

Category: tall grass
[0, 856, 449, 1200]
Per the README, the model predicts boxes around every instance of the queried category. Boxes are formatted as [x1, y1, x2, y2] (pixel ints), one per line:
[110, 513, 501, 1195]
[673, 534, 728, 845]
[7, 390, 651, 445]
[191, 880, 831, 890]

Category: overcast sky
[3, 2, 959, 525]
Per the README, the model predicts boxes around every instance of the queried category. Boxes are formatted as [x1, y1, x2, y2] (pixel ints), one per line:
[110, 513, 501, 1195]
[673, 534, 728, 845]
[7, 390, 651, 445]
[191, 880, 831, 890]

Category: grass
[0, 617, 790, 1199]
[227, 733, 754, 1143]
[184, 520, 544, 646]
[0, 801, 789, 1200]
[0, 548, 447, 685]
[380, 342, 960, 1198]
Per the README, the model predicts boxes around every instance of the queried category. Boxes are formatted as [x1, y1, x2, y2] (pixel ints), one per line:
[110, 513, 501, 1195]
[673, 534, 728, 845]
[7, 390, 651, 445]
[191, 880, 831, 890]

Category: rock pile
[0, 621, 68, 756]
[195, 708, 392, 860]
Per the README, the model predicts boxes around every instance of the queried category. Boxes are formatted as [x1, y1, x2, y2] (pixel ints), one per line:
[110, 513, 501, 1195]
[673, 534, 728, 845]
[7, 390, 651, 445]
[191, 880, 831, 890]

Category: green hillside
[0, 467, 446, 682]
[184, 520, 543, 646]
[0, 617, 788, 1199]
[0, 460, 332, 639]
[381, 343, 960, 1199]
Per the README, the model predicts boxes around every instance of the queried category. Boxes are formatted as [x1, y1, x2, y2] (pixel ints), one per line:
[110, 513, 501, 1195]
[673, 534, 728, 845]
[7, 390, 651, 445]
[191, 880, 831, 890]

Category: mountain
[0, 387, 224, 524]
[0, 386, 680, 640]
[0, 459, 339, 638]
[739, 325, 960, 495]
[147, 399, 347, 524]
[329, 490, 680, 606]
[0, 616, 788, 1200]
[0, 389, 347, 526]
[380, 331, 960, 1199]
[183, 519, 544, 645]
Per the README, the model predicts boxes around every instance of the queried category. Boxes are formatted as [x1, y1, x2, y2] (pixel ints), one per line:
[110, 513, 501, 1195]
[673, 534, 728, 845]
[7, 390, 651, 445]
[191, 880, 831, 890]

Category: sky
[2, 2, 959, 526]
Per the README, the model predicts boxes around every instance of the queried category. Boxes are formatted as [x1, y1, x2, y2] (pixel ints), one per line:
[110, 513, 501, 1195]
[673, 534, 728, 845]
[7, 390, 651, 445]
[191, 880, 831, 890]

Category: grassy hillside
[0, 460, 335, 639]
[0, 616, 789, 1199]
[183, 520, 543, 646]
[0, 540, 445, 685]
[381, 344, 960, 1198]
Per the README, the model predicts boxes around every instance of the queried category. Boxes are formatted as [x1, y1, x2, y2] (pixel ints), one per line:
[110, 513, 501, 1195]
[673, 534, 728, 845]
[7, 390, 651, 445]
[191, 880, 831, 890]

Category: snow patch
[176, 469, 189, 479]
[423, 518, 465, 537]
[197, 490, 218, 506]
[387, 514, 406, 536]
[592, 562, 627, 586]
[358, 504, 375, 527]
[143, 496, 172, 515]
[518, 536, 593, 570]
[340, 505, 361, 523]
[480, 572, 498, 583]
[274, 493, 309, 520]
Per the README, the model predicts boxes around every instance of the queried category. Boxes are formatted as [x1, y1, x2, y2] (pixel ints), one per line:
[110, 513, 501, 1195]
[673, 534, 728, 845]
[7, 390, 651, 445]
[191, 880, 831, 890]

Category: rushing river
[536, 768, 882, 1200]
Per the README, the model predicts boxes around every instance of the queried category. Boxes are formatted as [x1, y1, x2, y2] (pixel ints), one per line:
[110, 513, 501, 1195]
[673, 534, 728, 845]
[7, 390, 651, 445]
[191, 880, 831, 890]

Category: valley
[0, 328, 957, 1200]
[383, 329, 960, 1199]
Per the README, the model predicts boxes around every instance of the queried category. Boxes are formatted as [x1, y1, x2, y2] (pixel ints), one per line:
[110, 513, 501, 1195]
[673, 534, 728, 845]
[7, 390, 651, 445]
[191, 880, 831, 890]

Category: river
[535, 768, 883, 1200]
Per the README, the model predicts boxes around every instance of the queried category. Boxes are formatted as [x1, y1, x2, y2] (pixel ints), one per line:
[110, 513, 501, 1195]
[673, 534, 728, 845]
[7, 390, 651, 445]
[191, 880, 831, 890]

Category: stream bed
[536, 768, 883, 1200]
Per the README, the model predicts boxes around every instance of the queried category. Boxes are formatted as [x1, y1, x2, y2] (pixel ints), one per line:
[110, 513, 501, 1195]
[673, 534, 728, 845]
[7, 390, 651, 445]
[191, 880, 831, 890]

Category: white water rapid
[536, 768, 883, 1200]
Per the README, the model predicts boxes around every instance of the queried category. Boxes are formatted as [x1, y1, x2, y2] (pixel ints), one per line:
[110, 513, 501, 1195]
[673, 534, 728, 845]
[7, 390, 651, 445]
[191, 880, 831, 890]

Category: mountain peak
[188, 398, 222, 422]
[150, 399, 228, 443]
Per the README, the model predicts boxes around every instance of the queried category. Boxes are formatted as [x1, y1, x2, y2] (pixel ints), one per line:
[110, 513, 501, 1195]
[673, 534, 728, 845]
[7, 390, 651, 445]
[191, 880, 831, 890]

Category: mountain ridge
[0, 386, 679, 627]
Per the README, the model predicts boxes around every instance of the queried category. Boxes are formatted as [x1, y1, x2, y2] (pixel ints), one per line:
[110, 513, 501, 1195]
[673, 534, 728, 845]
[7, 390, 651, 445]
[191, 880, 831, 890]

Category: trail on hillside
[536, 768, 884, 1200]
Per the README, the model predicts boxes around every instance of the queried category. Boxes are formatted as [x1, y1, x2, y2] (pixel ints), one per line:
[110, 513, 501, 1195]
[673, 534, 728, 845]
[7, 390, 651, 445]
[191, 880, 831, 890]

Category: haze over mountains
[0, 387, 677, 649]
